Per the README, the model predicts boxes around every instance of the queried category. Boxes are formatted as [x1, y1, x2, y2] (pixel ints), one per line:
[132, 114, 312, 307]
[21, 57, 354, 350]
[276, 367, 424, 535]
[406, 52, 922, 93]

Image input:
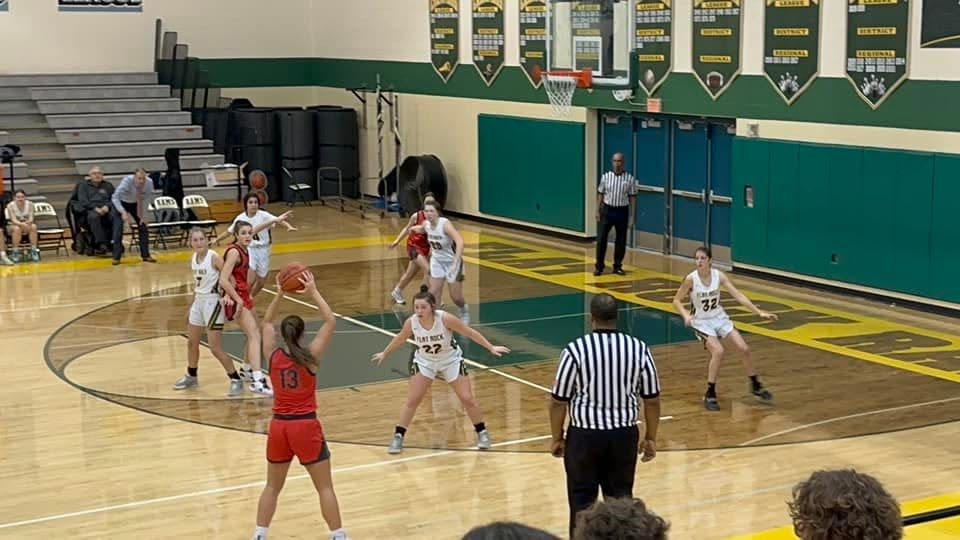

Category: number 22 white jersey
[411, 310, 461, 364]
[689, 269, 727, 320]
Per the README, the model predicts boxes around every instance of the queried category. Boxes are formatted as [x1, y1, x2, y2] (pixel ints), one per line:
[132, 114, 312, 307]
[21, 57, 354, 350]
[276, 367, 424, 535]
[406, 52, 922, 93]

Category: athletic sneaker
[250, 380, 273, 396]
[752, 385, 774, 403]
[173, 374, 198, 390]
[391, 288, 405, 305]
[30, 248, 40, 262]
[388, 433, 404, 454]
[0, 253, 13, 265]
[228, 379, 244, 397]
[330, 530, 350, 540]
[238, 366, 254, 381]
[703, 395, 720, 411]
[477, 430, 491, 450]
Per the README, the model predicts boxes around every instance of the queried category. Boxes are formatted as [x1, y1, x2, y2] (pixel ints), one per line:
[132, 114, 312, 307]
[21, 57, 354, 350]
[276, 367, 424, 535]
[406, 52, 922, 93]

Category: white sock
[243, 363, 253, 372]
[252, 526, 268, 540]
[330, 528, 347, 540]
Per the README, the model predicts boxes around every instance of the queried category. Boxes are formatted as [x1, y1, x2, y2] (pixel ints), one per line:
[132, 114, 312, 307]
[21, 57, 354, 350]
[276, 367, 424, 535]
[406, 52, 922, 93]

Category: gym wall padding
[477, 114, 585, 232]
[732, 138, 959, 304]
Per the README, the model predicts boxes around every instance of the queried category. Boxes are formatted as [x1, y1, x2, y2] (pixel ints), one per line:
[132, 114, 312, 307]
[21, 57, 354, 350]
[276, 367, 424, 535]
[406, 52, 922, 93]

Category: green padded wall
[477, 114, 585, 232]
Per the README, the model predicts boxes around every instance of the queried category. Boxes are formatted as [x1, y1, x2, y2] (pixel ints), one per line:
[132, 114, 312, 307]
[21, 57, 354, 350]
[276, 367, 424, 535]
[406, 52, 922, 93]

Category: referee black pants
[564, 425, 639, 538]
[595, 204, 629, 272]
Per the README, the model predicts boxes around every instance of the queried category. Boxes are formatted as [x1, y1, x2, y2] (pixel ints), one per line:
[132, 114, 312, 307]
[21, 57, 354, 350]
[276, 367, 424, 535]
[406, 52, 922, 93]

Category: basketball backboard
[546, 0, 636, 88]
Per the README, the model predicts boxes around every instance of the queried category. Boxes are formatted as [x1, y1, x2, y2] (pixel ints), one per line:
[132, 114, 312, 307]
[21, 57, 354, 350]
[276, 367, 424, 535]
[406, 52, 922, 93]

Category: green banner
[846, 0, 909, 109]
[763, 0, 820, 105]
[519, 0, 548, 87]
[692, 0, 743, 99]
[921, 0, 960, 48]
[571, 0, 604, 74]
[430, 0, 460, 83]
[472, 0, 505, 86]
[635, 1, 673, 96]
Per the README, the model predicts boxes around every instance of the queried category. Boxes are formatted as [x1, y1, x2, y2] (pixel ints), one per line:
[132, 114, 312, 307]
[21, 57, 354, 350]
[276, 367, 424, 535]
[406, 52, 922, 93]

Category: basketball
[278, 262, 311, 293]
[250, 171, 267, 190]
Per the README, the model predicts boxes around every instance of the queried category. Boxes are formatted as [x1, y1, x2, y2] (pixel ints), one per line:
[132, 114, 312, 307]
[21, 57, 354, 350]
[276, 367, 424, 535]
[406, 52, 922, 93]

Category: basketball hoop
[540, 68, 592, 118]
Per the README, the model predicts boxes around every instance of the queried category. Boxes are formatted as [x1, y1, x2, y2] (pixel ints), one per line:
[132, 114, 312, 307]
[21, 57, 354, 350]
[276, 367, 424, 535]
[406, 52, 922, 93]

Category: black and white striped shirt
[552, 329, 660, 430]
[598, 170, 637, 207]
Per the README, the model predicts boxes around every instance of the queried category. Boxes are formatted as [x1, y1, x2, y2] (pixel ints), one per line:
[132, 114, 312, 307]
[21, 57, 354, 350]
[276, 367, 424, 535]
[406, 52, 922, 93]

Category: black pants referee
[595, 203, 629, 274]
[550, 293, 661, 538]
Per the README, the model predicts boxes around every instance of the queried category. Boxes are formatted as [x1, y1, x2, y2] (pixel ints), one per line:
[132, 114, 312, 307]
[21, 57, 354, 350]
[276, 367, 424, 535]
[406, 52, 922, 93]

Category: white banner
[58, 0, 143, 12]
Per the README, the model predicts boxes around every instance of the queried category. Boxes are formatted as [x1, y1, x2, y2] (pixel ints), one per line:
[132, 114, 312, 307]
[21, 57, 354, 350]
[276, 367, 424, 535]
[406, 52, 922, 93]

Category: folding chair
[147, 196, 189, 250]
[182, 194, 218, 240]
[282, 167, 313, 207]
[32, 202, 69, 256]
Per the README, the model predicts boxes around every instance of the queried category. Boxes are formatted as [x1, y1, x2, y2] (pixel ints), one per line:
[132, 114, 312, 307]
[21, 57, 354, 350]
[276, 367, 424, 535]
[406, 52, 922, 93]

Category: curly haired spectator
[788, 469, 903, 540]
[461, 521, 561, 540]
[574, 497, 669, 540]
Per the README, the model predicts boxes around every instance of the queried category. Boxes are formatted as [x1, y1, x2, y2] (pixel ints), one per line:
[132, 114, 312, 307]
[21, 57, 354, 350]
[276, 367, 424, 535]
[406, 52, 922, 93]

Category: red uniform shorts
[266, 414, 330, 465]
[407, 242, 429, 260]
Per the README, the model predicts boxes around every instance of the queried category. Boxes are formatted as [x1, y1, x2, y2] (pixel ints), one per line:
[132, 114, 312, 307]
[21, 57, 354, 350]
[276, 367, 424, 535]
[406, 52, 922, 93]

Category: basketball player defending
[387, 193, 436, 304]
[215, 192, 298, 298]
[672, 246, 777, 411]
[411, 199, 470, 322]
[372, 285, 511, 454]
[252, 271, 348, 540]
[173, 228, 244, 396]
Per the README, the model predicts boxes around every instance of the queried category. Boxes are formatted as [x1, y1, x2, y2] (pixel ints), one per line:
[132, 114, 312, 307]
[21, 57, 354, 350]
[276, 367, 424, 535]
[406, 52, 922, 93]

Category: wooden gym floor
[1, 203, 958, 539]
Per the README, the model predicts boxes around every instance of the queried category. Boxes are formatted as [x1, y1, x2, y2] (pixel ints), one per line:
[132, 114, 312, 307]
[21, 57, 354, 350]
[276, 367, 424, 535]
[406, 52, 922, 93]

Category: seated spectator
[789, 469, 902, 540]
[0, 224, 11, 265]
[462, 522, 561, 540]
[574, 498, 669, 540]
[110, 167, 157, 265]
[5, 189, 39, 262]
[75, 166, 115, 256]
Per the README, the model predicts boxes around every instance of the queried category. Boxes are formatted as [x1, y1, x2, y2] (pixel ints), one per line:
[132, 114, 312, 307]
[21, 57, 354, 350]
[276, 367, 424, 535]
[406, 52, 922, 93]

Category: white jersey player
[672, 246, 777, 411]
[372, 285, 511, 454]
[174, 228, 245, 396]
[414, 199, 470, 323]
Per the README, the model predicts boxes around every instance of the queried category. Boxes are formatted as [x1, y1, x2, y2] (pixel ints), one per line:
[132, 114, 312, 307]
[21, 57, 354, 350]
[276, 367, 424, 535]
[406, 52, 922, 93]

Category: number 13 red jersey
[269, 348, 317, 415]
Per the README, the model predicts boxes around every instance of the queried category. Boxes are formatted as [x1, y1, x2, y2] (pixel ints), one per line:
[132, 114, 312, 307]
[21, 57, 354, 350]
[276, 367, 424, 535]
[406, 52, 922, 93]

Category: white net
[543, 74, 578, 117]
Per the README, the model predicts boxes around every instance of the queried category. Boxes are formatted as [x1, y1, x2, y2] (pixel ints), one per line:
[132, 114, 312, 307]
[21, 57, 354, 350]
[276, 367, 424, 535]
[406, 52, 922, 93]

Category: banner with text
[763, 0, 820, 105]
[571, 0, 605, 74]
[846, 0, 909, 109]
[635, 1, 673, 96]
[472, 0, 505, 86]
[519, 0, 548, 87]
[921, 0, 960, 48]
[58, 0, 142, 12]
[692, 0, 742, 99]
[430, 0, 460, 83]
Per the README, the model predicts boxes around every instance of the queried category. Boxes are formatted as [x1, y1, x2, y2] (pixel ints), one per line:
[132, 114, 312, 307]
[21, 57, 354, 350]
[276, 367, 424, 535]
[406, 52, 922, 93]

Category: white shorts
[692, 316, 735, 340]
[189, 295, 225, 330]
[430, 257, 464, 284]
[249, 245, 271, 278]
[410, 355, 466, 382]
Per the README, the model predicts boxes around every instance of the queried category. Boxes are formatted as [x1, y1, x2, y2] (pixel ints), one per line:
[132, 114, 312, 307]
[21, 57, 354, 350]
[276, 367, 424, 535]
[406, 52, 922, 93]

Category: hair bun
[419, 284, 429, 293]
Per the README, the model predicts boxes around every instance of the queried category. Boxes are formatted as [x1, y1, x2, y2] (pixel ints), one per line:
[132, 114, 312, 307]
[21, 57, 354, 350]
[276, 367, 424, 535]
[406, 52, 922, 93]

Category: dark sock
[228, 371, 240, 380]
[706, 382, 717, 398]
[395, 426, 407, 436]
[187, 367, 198, 377]
[474, 422, 486, 433]
[750, 375, 761, 390]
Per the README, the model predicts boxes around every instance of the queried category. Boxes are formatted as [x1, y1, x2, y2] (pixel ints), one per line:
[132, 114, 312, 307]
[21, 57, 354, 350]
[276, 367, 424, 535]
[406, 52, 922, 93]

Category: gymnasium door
[634, 116, 670, 252]
[598, 113, 636, 244]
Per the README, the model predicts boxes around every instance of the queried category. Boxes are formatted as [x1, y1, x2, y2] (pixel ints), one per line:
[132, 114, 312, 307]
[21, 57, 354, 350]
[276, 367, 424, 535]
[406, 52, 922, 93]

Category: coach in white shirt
[594, 153, 636, 276]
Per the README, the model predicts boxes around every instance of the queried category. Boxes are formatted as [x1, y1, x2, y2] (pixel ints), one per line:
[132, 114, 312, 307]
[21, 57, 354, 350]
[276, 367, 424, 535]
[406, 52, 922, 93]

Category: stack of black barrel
[195, 101, 360, 204]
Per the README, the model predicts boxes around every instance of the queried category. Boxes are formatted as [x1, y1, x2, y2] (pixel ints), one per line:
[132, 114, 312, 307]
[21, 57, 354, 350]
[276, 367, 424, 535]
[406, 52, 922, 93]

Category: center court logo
[58, 0, 143, 11]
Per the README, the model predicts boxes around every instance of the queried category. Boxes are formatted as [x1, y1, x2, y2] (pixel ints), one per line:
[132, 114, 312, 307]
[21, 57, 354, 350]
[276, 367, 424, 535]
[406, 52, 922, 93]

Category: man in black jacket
[75, 166, 115, 254]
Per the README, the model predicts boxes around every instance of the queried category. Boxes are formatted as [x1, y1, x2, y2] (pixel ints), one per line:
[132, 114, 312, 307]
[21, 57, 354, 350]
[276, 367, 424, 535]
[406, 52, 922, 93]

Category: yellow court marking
[459, 232, 960, 385]
[0, 235, 394, 276]
[725, 492, 960, 539]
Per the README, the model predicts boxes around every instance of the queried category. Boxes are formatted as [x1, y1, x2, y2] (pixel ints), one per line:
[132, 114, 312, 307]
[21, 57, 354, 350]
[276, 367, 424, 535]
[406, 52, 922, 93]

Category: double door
[599, 113, 734, 263]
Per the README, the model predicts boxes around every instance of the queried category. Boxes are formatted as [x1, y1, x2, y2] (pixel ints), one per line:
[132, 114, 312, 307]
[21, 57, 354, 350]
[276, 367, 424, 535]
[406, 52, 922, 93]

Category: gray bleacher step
[0, 131, 6, 145]
[0, 113, 48, 129]
[65, 139, 214, 160]
[56, 125, 202, 144]
[38, 97, 182, 115]
[76, 153, 225, 175]
[25, 158, 76, 172]
[47, 111, 193, 129]
[0, 72, 157, 87]
[16, 143, 66, 157]
[4, 128, 59, 144]
[6, 177, 39, 196]
[0, 100, 40, 114]
[3, 162, 30, 180]
[185, 184, 242, 202]
[33, 173, 81, 189]
[30, 85, 171, 101]
[0, 88, 30, 100]
[102, 169, 211, 188]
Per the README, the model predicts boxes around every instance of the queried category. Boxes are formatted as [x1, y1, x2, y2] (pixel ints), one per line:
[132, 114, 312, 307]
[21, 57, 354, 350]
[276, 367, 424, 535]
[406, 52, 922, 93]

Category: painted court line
[0, 292, 192, 314]
[0, 433, 552, 531]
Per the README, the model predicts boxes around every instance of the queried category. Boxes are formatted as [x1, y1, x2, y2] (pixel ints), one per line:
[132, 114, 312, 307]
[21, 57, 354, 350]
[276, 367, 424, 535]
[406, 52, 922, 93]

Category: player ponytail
[414, 284, 436, 308]
[281, 315, 318, 370]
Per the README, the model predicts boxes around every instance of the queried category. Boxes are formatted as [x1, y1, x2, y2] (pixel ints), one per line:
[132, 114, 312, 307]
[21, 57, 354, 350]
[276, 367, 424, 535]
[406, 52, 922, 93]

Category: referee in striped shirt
[595, 153, 637, 276]
[550, 293, 661, 538]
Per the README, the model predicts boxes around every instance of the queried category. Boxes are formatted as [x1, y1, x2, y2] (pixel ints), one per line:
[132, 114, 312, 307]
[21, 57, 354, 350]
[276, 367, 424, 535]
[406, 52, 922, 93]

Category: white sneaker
[477, 429, 491, 450]
[172, 374, 198, 390]
[0, 253, 12, 266]
[228, 379, 244, 396]
[388, 433, 404, 454]
[238, 366, 254, 381]
[250, 380, 273, 396]
[391, 288, 405, 304]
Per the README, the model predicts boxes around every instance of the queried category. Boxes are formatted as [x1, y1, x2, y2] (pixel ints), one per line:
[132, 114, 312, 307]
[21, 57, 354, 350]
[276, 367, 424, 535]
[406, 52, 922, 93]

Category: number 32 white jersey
[411, 310, 461, 364]
[689, 269, 727, 320]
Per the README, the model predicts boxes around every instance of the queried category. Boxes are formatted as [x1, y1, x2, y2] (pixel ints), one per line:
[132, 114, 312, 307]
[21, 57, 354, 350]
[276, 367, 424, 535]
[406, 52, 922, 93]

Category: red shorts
[407, 242, 429, 260]
[266, 415, 329, 465]
[237, 287, 254, 310]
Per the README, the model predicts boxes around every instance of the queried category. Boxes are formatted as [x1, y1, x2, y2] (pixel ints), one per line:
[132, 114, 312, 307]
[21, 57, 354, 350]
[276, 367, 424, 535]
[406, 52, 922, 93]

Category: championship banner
[472, 0, 505, 86]
[571, 0, 605, 74]
[763, 0, 820, 105]
[519, 0, 548, 87]
[692, 0, 743, 99]
[845, 0, 909, 109]
[0, 1, 8, 13]
[429, 0, 460, 83]
[58, 0, 143, 12]
[634, 1, 673, 96]
[920, 0, 960, 48]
